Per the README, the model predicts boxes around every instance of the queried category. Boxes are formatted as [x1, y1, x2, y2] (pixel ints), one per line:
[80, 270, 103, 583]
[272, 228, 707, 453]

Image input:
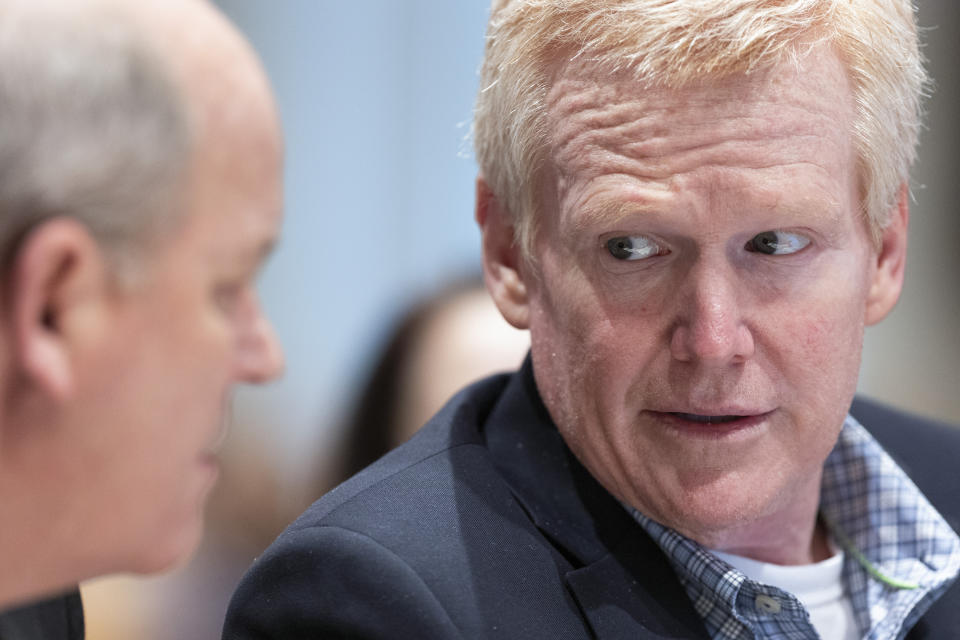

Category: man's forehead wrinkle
[551, 79, 844, 150]
[548, 49, 852, 141]
[552, 103, 849, 199]
[555, 113, 845, 185]
[564, 158, 844, 236]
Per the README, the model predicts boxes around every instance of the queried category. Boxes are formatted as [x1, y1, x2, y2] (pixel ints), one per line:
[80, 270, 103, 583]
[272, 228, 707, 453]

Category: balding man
[0, 0, 283, 637]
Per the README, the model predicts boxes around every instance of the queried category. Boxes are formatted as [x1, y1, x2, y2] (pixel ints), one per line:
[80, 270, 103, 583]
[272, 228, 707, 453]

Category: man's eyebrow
[753, 194, 847, 226]
[570, 193, 847, 234]
[570, 199, 661, 234]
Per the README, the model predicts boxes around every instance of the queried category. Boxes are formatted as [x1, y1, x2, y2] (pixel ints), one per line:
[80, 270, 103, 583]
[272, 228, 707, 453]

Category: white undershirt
[711, 548, 859, 640]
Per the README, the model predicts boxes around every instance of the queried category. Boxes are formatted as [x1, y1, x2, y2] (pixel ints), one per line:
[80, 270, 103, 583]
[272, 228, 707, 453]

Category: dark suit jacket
[223, 360, 960, 639]
[0, 590, 83, 640]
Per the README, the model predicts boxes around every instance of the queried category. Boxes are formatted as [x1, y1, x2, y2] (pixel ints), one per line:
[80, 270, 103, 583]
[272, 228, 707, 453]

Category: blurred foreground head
[0, 0, 284, 608]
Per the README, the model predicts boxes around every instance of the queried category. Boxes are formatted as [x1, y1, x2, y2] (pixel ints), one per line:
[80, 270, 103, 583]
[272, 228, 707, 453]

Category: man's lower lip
[648, 410, 773, 434]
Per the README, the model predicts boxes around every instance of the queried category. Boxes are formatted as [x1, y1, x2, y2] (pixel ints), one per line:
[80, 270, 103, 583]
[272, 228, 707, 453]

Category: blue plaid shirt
[629, 415, 960, 640]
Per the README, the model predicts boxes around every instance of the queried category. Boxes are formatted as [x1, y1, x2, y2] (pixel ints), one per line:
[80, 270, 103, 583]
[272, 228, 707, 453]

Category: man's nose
[235, 311, 285, 384]
[669, 261, 754, 365]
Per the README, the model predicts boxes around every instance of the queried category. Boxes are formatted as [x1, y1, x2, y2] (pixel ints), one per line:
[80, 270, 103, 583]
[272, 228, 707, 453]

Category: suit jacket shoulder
[224, 373, 593, 638]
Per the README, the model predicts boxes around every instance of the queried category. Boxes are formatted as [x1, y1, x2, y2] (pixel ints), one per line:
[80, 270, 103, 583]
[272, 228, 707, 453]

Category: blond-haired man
[0, 0, 283, 637]
[225, 2, 958, 638]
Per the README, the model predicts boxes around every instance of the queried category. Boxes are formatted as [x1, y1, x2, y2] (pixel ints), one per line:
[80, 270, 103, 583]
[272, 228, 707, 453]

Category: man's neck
[0, 461, 87, 609]
[0, 527, 75, 610]
[695, 470, 829, 566]
[715, 519, 833, 565]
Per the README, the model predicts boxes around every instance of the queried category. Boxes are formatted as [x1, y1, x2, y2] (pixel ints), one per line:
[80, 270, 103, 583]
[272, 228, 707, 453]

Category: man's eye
[606, 235, 663, 261]
[745, 231, 810, 255]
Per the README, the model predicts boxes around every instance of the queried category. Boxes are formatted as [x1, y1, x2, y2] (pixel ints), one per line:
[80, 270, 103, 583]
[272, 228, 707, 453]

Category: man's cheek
[777, 306, 865, 385]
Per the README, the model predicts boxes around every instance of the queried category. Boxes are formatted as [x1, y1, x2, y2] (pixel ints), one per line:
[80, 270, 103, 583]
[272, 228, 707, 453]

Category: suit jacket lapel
[566, 539, 711, 639]
[484, 358, 710, 639]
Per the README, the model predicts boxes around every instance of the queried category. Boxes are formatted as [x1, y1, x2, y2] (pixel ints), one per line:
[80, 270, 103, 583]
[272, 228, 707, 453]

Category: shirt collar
[820, 415, 960, 636]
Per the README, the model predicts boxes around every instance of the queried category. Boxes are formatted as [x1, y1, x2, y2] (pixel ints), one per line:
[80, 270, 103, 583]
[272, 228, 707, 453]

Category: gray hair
[0, 2, 192, 277]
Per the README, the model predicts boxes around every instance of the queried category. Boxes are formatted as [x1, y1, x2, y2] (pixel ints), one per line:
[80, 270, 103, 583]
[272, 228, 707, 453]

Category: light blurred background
[80, 1, 958, 638]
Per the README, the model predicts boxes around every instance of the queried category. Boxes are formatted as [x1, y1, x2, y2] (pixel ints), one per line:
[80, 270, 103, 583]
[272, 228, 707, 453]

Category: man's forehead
[535, 45, 859, 238]
[543, 45, 855, 175]
[545, 43, 852, 125]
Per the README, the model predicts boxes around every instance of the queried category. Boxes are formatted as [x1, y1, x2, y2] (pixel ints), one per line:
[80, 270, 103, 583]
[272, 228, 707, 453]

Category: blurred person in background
[327, 276, 529, 488]
[0, 0, 283, 637]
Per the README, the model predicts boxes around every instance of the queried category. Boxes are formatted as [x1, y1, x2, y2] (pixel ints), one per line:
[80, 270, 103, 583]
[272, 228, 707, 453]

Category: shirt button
[755, 594, 782, 615]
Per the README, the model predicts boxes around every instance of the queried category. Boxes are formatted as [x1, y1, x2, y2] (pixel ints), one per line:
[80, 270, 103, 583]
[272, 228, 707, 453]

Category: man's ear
[475, 177, 530, 329]
[865, 183, 910, 326]
[6, 218, 110, 400]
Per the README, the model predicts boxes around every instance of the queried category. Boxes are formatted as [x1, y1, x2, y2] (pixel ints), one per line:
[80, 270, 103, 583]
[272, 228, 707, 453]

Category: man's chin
[131, 517, 207, 576]
[130, 480, 215, 576]
[635, 475, 789, 545]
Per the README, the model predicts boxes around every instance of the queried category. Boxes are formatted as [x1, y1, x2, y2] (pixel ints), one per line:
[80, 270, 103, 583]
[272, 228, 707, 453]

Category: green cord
[821, 512, 920, 591]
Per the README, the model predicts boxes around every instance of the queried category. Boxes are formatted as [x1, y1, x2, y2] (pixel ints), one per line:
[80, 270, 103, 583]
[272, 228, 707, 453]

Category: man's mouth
[647, 409, 775, 434]
[668, 412, 745, 424]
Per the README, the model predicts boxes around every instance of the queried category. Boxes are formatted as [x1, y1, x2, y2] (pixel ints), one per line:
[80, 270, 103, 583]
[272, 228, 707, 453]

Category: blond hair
[474, 0, 928, 253]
